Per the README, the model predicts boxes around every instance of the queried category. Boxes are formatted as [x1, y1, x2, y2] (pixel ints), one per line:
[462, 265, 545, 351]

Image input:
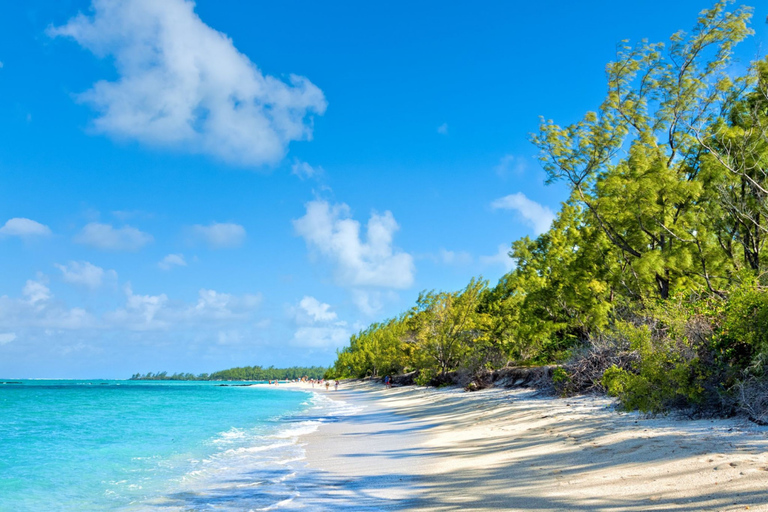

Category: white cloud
[293, 200, 415, 289]
[291, 326, 349, 348]
[192, 289, 262, 321]
[74, 222, 153, 251]
[297, 296, 337, 323]
[494, 154, 526, 178]
[480, 243, 516, 272]
[49, 0, 326, 167]
[437, 123, 448, 135]
[55, 261, 117, 289]
[0, 280, 94, 331]
[190, 222, 246, 249]
[158, 253, 187, 270]
[23, 279, 52, 305]
[0, 218, 52, 237]
[101, 285, 171, 330]
[105, 285, 261, 331]
[290, 295, 347, 347]
[491, 192, 555, 235]
[291, 159, 323, 180]
[0, 275, 266, 363]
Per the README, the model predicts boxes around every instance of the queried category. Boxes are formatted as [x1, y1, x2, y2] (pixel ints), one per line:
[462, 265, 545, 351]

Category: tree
[699, 58, 768, 274]
[532, 1, 753, 300]
[410, 278, 490, 375]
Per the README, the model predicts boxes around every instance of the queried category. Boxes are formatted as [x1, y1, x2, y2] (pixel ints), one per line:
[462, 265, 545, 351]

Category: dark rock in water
[2, 381, 22, 384]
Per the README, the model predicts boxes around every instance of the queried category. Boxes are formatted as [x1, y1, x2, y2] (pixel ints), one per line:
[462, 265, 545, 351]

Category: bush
[551, 367, 572, 396]
[716, 280, 768, 377]
[598, 315, 711, 413]
[415, 368, 435, 387]
[560, 329, 639, 396]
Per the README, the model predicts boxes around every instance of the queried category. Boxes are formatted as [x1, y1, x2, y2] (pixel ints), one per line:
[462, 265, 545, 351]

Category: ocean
[0, 380, 353, 511]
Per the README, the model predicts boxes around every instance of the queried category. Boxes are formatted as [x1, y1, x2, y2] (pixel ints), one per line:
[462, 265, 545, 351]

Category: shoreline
[279, 381, 768, 511]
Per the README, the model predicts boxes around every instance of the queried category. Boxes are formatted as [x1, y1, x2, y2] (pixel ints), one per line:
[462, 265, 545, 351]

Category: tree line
[327, 2, 768, 421]
[130, 365, 328, 381]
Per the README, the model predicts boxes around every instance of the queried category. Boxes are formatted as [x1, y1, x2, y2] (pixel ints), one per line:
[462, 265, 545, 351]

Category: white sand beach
[285, 381, 768, 511]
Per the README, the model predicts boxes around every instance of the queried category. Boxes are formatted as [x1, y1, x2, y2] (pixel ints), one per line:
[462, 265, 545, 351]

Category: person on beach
[334, 380, 339, 390]
[325, 381, 330, 391]
[384, 375, 390, 389]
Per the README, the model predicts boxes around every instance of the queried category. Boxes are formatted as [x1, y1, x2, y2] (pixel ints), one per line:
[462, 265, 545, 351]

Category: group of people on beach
[273, 376, 340, 390]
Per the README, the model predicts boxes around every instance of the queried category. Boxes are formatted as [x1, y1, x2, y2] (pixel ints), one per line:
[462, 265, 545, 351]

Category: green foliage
[325, 3, 768, 420]
[415, 368, 435, 387]
[717, 276, 768, 375]
[409, 278, 491, 375]
[130, 366, 328, 381]
[551, 367, 572, 397]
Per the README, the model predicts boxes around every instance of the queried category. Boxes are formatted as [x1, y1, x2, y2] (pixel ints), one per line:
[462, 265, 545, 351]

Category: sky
[0, 0, 766, 378]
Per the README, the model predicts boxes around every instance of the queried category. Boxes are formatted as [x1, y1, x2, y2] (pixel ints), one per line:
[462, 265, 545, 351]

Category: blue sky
[0, 0, 766, 378]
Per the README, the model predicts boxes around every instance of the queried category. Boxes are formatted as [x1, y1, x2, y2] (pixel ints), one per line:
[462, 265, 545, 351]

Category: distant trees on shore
[130, 365, 327, 381]
[328, 2, 768, 422]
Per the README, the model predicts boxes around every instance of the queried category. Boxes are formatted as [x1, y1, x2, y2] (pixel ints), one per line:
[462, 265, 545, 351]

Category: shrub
[415, 368, 435, 387]
[551, 367, 572, 396]
[599, 320, 709, 413]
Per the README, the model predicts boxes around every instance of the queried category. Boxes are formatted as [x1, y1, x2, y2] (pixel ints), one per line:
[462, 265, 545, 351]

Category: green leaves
[328, 3, 768, 407]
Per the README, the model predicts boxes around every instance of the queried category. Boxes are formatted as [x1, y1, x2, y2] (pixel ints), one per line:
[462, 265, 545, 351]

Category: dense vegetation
[327, 2, 768, 422]
[130, 365, 327, 381]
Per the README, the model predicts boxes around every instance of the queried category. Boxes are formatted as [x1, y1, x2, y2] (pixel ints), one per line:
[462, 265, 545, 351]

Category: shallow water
[0, 380, 347, 511]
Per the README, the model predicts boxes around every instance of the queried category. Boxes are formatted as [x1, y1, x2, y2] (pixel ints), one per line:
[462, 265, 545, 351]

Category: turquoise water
[0, 380, 339, 511]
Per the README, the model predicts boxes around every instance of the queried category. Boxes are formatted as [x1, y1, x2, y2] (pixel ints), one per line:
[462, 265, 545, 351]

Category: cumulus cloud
[293, 200, 415, 289]
[74, 222, 153, 251]
[0, 218, 52, 238]
[23, 279, 52, 305]
[0, 274, 266, 366]
[290, 295, 348, 348]
[55, 261, 117, 289]
[191, 289, 262, 321]
[110, 284, 170, 330]
[491, 192, 555, 235]
[480, 243, 516, 272]
[158, 253, 187, 270]
[0, 279, 94, 331]
[105, 285, 262, 331]
[291, 159, 322, 180]
[190, 222, 246, 249]
[297, 296, 337, 323]
[48, 0, 326, 166]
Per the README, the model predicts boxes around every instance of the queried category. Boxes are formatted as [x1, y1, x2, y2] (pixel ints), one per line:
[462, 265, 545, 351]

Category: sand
[283, 381, 768, 511]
